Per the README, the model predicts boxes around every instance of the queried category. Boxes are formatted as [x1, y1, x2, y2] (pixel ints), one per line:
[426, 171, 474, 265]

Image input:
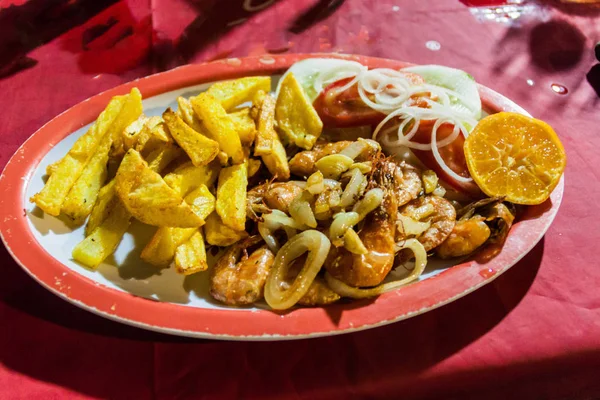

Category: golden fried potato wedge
[86, 179, 117, 236]
[46, 160, 60, 176]
[122, 115, 149, 150]
[191, 93, 245, 164]
[85, 145, 179, 235]
[145, 144, 183, 173]
[275, 72, 323, 149]
[72, 200, 131, 269]
[140, 184, 214, 266]
[176, 96, 206, 135]
[204, 212, 248, 247]
[206, 76, 271, 111]
[141, 226, 197, 266]
[163, 108, 219, 166]
[228, 107, 256, 146]
[61, 134, 112, 225]
[30, 95, 126, 216]
[115, 149, 203, 227]
[163, 161, 220, 197]
[108, 88, 143, 156]
[216, 162, 248, 231]
[247, 158, 262, 178]
[262, 138, 290, 181]
[254, 93, 277, 156]
[78, 144, 181, 266]
[252, 91, 290, 179]
[135, 117, 172, 155]
[185, 185, 215, 221]
[174, 230, 208, 275]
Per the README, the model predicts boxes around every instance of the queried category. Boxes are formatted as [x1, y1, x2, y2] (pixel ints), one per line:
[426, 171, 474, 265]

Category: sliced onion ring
[324, 238, 427, 299]
[264, 230, 331, 310]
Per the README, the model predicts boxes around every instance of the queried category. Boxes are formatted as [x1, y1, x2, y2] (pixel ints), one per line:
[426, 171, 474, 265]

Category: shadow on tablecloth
[0, 236, 545, 398]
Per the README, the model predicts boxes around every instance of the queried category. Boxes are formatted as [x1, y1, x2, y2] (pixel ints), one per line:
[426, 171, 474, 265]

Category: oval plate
[0, 54, 563, 340]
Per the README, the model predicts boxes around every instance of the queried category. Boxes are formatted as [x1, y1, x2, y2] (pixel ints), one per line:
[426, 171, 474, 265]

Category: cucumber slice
[276, 58, 365, 102]
[402, 65, 482, 119]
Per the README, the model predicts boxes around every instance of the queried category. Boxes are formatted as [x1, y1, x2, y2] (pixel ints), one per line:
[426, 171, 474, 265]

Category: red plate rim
[0, 53, 564, 340]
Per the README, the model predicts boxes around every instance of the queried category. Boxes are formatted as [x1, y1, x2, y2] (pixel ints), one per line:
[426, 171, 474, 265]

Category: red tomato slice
[313, 78, 385, 128]
[312, 73, 481, 197]
[410, 120, 483, 198]
[313, 72, 428, 128]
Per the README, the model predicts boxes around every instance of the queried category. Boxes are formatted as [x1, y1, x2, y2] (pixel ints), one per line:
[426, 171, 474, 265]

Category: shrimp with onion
[289, 140, 378, 177]
[324, 162, 399, 287]
[210, 236, 274, 306]
[383, 159, 423, 207]
[397, 195, 456, 251]
[247, 181, 303, 216]
[282, 255, 340, 306]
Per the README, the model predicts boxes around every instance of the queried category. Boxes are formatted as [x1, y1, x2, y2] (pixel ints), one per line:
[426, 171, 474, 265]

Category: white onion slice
[264, 230, 331, 310]
[430, 118, 473, 184]
[324, 238, 427, 298]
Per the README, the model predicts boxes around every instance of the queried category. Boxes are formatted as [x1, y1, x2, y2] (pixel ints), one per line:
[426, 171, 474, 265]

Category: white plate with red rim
[0, 54, 563, 340]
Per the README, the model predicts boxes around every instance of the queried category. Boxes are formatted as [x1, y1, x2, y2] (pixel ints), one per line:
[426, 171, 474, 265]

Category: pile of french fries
[31, 73, 323, 276]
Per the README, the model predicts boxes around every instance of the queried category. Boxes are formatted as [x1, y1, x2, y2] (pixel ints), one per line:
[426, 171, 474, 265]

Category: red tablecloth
[1, 0, 600, 398]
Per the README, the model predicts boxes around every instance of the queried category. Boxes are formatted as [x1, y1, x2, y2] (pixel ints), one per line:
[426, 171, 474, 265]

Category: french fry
[134, 117, 172, 156]
[122, 115, 149, 150]
[146, 143, 183, 173]
[174, 230, 208, 275]
[186, 184, 216, 221]
[140, 226, 197, 266]
[229, 107, 256, 146]
[254, 92, 276, 156]
[191, 93, 245, 165]
[30, 95, 126, 216]
[107, 88, 144, 156]
[140, 184, 214, 266]
[61, 133, 112, 225]
[163, 161, 220, 198]
[204, 212, 248, 247]
[216, 161, 248, 231]
[115, 149, 204, 228]
[262, 138, 290, 181]
[85, 144, 180, 235]
[275, 72, 323, 149]
[252, 91, 290, 179]
[163, 108, 219, 166]
[77, 121, 183, 267]
[86, 179, 117, 236]
[247, 158, 262, 178]
[46, 160, 60, 176]
[206, 76, 271, 111]
[72, 199, 131, 269]
[176, 96, 207, 136]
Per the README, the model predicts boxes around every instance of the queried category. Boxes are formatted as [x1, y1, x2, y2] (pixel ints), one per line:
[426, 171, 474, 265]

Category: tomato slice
[410, 120, 483, 198]
[312, 73, 481, 197]
[313, 78, 385, 128]
[313, 72, 429, 128]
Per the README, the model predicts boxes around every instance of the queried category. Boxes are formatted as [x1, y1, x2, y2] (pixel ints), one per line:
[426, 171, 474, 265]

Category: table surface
[1, 0, 599, 399]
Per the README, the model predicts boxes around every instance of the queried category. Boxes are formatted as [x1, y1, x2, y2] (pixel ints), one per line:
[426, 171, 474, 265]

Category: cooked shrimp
[437, 198, 516, 259]
[289, 141, 352, 177]
[398, 195, 456, 251]
[247, 181, 303, 215]
[298, 278, 340, 305]
[324, 167, 398, 287]
[383, 159, 423, 207]
[436, 216, 491, 259]
[282, 256, 340, 306]
[210, 236, 275, 306]
[290, 140, 379, 177]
